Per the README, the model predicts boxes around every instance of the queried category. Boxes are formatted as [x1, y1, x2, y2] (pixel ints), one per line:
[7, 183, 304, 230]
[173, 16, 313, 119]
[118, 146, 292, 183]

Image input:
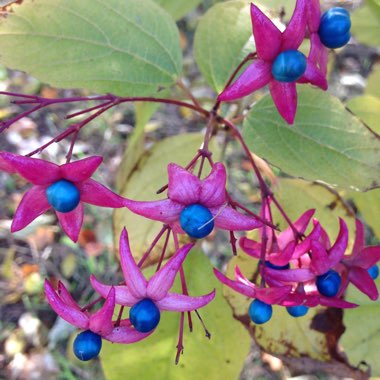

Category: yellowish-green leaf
[194, 0, 253, 93]
[366, 65, 380, 98]
[0, 0, 182, 96]
[101, 250, 251, 380]
[341, 276, 380, 375]
[351, 4, 380, 45]
[347, 188, 380, 239]
[243, 87, 380, 191]
[153, 0, 202, 20]
[347, 95, 380, 134]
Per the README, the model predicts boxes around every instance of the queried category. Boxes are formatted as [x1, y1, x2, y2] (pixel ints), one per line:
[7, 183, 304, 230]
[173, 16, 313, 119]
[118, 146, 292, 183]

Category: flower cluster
[45, 228, 215, 360]
[218, 1, 351, 124]
[217, 201, 380, 324]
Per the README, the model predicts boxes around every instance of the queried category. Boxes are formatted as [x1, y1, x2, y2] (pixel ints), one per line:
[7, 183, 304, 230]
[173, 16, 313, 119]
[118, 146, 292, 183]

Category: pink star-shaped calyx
[218, 1, 327, 124]
[44, 280, 151, 344]
[91, 228, 216, 312]
[124, 162, 263, 235]
[340, 219, 380, 300]
[0, 152, 125, 242]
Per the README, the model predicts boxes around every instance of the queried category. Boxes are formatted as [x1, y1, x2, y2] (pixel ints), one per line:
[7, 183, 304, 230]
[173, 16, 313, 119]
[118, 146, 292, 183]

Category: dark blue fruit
[265, 261, 290, 270]
[73, 330, 102, 361]
[368, 265, 379, 280]
[271, 50, 307, 82]
[129, 299, 160, 333]
[286, 305, 309, 318]
[316, 269, 341, 297]
[46, 179, 80, 213]
[318, 7, 351, 49]
[179, 204, 214, 239]
[248, 299, 273, 324]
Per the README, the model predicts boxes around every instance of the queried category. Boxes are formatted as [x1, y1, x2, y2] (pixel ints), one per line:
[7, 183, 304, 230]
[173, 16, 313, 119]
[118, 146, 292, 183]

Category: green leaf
[351, 4, 380, 46]
[153, 0, 202, 20]
[101, 250, 251, 380]
[0, 0, 182, 96]
[194, 0, 253, 93]
[347, 95, 380, 134]
[340, 276, 380, 375]
[243, 87, 380, 191]
[114, 133, 204, 264]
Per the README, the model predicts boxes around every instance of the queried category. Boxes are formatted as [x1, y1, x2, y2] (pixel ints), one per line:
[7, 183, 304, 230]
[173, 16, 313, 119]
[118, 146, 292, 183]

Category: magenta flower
[124, 163, 263, 238]
[218, 1, 327, 124]
[0, 152, 125, 242]
[341, 220, 380, 300]
[214, 266, 292, 305]
[44, 280, 151, 344]
[91, 228, 215, 313]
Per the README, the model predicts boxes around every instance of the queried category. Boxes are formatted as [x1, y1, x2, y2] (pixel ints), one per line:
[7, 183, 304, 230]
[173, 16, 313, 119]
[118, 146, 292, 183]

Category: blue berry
[129, 299, 160, 333]
[73, 330, 102, 361]
[265, 261, 290, 270]
[248, 299, 272, 324]
[286, 305, 309, 318]
[318, 7, 351, 49]
[271, 50, 307, 82]
[46, 179, 80, 213]
[316, 270, 341, 297]
[368, 265, 379, 280]
[179, 204, 214, 239]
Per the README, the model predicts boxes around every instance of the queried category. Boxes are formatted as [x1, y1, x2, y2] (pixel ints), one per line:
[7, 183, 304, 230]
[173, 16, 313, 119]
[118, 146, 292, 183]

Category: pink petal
[310, 34, 328, 76]
[0, 153, 16, 173]
[156, 291, 216, 312]
[119, 228, 147, 299]
[104, 322, 153, 344]
[281, 0, 307, 51]
[44, 280, 88, 329]
[1, 152, 60, 185]
[267, 241, 296, 266]
[11, 186, 51, 232]
[60, 156, 102, 183]
[239, 237, 261, 259]
[250, 3, 282, 61]
[235, 266, 255, 287]
[293, 219, 322, 259]
[310, 240, 330, 275]
[307, 0, 321, 33]
[213, 268, 256, 298]
[147, 244, 193, 300]
[213, 205, 263, 231]
[90, 275, 139, 306]
[266, 267, 315, 282]
[167, 163, 201, 205]
[348, 267, 379, 301]
[278, 209, 315, 249]
[352, 219, 365, 257]
[199, 163, 227, 207]
[255, 286, 292, 304]
[89, 287, 115, 336]
[58, 281, 82, 311]
[78, 179, 125, 208]
[124, 198, 183, 224]
[319, 296, 358, 309]
[218, 60, 272, 101]
[269, 80, 297, 124]
[352, 247, 380, 269]
[56, 203, 84, 242]
[299, 60, 328, 90]
[328, 218, 348, 267]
